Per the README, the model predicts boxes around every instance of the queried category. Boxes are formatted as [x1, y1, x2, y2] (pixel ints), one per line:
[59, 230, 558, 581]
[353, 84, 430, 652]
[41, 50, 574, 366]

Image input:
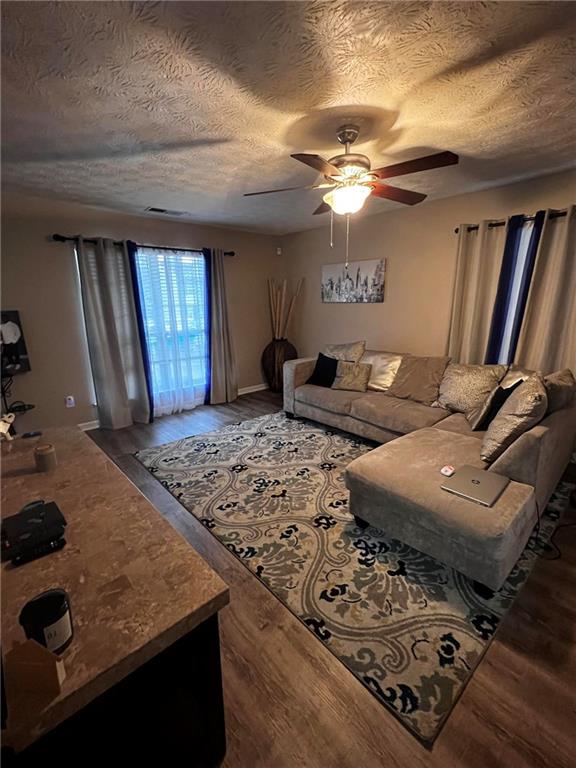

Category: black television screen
[1, 310, 31, 375]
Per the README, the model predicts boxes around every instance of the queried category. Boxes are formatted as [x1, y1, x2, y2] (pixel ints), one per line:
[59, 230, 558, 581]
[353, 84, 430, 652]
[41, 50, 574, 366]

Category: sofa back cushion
[480, 374, 548, 462]
[360, 350, 403, 391]
[324, 340, 366, 363]
[331, 360, 372, 392]
[544, 369, 576, 413]
[437, 363, 507, 413]
[387, 355, 450, 406]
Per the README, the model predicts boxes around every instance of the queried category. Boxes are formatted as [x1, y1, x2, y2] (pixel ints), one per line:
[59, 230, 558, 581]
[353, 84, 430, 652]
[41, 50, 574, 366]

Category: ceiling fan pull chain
[330, 209, 334, 248]
[345, 213, 350, 268]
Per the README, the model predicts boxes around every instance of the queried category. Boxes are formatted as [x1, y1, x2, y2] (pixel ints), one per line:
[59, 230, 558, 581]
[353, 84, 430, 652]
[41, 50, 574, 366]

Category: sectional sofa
[283, 350, 576, 589]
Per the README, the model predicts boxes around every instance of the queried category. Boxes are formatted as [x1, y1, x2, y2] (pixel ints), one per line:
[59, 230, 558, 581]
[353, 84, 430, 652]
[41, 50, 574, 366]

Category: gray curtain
[446, 221, 507, 363]
[76, 237, 150, 429]
[515, 206, 576, 373]
[209, 248, 238, 403]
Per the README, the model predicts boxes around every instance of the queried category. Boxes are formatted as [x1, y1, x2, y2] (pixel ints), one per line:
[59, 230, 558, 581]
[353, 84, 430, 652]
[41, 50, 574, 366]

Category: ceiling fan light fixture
[339, 163, 367, 179]
[323, 184, 371, 215]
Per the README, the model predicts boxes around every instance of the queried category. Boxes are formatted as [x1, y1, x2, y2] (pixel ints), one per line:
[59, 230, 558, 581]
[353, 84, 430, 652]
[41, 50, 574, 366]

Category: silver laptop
[441, 465, 509, 507]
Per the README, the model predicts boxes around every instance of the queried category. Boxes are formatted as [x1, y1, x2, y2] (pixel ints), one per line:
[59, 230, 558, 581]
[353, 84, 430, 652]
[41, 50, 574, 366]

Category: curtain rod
[454, 209, 568, 234]
[51, 233, 235, 256]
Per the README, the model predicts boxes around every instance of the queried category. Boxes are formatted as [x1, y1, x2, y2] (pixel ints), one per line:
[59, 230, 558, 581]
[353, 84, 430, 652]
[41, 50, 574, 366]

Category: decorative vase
[261, 338, 297, 392]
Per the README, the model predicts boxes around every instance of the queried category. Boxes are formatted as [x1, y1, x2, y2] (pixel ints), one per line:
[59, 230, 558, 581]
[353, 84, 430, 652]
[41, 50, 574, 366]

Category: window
[134, 247, 209, 417]
[485, 212, 545, 365]
[497, 222, 534, 364]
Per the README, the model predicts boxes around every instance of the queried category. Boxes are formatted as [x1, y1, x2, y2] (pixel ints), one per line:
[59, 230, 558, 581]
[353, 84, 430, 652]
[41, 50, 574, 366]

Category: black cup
[19, 588, 73, 655]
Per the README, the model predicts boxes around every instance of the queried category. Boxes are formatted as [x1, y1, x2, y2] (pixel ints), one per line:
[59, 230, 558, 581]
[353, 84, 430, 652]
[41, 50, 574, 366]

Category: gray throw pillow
[387, 355, 450, 406]
[500, 365, 534, 388]
[480, 374, 548, 462]
[324, 340, 366, 363]
[331, 360, 372, 392]
[360, 350, 403, 391]
[544, 369, 576, 413]
[436, 363, 507, 413]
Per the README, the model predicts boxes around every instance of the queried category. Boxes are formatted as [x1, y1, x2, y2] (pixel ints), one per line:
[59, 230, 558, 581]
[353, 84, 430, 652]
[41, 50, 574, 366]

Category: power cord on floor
[541, 521, 576, 560]
[534, 497, 541, 540]
[538, 488, 576, 561]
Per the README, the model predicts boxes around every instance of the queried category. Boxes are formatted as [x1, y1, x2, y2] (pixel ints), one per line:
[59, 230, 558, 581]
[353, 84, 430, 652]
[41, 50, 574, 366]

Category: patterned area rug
[135, 412, 572, 743]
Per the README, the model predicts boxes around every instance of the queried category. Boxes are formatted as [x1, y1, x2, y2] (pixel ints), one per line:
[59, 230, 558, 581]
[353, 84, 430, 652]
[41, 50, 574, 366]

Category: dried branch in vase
[262, 278, 303, 391]
[267, 278, 303, 340]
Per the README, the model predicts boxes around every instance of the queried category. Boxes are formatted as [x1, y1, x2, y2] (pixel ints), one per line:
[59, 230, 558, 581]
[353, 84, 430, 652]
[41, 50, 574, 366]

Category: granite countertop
[1, 428, 229, 751]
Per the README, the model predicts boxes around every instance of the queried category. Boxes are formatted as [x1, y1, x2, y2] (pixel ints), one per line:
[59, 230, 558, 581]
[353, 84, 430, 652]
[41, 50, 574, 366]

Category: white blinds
[134, 246, 209, 417]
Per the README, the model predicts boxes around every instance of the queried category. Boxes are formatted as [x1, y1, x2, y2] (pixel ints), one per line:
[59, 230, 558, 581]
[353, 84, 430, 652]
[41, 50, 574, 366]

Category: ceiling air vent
[145, 206, 186, 216]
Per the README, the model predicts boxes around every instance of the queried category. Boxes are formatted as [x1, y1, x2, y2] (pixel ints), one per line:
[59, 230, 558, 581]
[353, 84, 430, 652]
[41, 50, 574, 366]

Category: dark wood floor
[90, 391, 576, 768]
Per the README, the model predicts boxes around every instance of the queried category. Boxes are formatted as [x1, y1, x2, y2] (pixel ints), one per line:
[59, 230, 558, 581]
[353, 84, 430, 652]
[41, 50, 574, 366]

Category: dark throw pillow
[306, 353, 338, 388]
[469, 379, 523, 431]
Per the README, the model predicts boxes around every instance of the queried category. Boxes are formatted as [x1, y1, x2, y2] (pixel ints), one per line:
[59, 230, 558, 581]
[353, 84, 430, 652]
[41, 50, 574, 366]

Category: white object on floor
[0, 413, 16, 441]
[440, 465, 455, 477]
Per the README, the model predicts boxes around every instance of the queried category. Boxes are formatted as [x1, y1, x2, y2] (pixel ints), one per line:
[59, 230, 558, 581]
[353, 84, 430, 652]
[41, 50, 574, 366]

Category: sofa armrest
[488, 425, 546, 487]
[283, 357, 316, 413]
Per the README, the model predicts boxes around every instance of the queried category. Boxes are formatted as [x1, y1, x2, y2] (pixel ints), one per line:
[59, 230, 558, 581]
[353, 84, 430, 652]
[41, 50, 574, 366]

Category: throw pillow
[360, 351, 403, 391]
[466, 379, 523, 431]
[324, 340, 366, 363]
[387, 355, 450, 405]
[436, 363, 507, 413]
[480, 374, 548, 462]
[306, 353, 338, 388]
[544, 369, 576, 413]
[331, 360, 372, 392]
[500, 365, 533, 388]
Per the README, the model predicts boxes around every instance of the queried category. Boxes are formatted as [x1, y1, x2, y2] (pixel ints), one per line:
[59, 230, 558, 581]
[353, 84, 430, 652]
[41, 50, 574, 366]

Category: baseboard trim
[238, 384, 269, 396]
[78, 420, 100, 431]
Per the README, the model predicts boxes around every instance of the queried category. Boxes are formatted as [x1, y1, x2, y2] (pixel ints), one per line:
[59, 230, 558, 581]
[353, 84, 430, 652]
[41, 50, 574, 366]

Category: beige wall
[282, 169, 576, 360]
[1, 195, 281, 429]
[3, 169, 575, 430]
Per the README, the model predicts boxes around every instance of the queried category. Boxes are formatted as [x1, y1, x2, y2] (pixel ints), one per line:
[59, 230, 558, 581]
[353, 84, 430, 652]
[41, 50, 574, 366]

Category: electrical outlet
[65, 395, 76, 408]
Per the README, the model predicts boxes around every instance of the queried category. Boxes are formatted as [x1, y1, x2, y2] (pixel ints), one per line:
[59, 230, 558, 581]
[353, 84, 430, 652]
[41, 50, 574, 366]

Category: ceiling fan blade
[313, 201, 331, 215]
[370, 184, 427, 205]
[372, 151, 459, 180]
[244, 185, 313, 197]
[244, 182, 335, 197]
[291, 153, 342, 177]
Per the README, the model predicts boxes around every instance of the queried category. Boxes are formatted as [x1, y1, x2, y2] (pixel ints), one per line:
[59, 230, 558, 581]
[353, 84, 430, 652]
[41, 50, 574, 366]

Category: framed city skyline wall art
[321, 258, 385, 303]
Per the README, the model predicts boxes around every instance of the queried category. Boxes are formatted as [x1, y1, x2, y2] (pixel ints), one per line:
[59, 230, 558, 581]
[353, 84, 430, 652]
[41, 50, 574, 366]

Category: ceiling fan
[244, 124, 459, 216]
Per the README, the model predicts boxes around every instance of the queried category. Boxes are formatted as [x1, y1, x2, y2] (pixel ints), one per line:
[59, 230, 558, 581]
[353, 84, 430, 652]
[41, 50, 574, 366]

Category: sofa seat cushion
[350, 393, 449, 434]
[294, 384, 367, 415]
[433, 413, 486, 440]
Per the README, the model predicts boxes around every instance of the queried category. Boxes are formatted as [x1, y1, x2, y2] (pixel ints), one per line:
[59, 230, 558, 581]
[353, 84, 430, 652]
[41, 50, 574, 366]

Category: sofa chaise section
[345, 427, 536, 590]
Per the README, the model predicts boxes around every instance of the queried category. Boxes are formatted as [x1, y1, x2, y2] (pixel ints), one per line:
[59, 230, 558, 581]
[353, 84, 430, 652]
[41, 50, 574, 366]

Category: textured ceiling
[2, 1, 576, 234]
